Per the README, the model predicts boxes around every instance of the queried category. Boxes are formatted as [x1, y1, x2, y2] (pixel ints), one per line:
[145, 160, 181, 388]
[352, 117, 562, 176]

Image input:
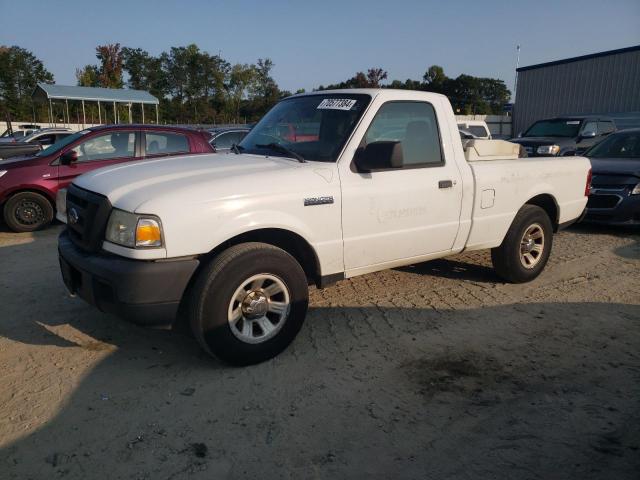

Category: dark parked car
[208, 127, 251, 151]
[0, 124, 214, 232]
[511, 116, 616, 157]
[0, 128, 73, 159]
[583, 128, 640, 225]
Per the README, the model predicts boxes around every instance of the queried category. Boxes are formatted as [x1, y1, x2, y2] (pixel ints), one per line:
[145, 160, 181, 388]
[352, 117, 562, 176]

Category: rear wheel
[188, 242, 308, 365]
[3, 192, 54, 232]
[491, 205, 553, 283]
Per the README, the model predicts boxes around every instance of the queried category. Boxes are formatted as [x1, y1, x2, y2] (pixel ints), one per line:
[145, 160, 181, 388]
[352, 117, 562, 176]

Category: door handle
[438, 180, 454, 189]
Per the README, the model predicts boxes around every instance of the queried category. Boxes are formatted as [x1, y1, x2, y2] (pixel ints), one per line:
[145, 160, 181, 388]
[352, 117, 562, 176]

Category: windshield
[524, 119, 582, 138]
[35, 130, 89, 157]
[585, 131, 640, 158]
[238, 93, 371, 162]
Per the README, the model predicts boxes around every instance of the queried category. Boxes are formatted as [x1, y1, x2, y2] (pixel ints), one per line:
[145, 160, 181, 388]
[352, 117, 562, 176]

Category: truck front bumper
[58, 230, 199, 325]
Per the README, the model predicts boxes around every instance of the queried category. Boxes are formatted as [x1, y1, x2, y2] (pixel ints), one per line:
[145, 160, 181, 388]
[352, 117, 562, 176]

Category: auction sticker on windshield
[317, 98, 357, 110]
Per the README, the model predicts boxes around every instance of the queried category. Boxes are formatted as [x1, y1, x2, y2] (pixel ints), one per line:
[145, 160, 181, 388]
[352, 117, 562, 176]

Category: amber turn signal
[136, 218, 162, 247]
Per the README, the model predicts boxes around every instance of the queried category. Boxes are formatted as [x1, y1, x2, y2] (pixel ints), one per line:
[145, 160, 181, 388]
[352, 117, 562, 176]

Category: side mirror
[354, 141, 404, 172]
[581, 130, 596, 139]
[60, 150, 78, 166]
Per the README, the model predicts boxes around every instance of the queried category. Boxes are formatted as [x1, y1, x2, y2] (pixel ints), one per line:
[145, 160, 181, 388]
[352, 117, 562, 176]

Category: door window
[581, 121, 598, 136]
[72, 132, 135, 162]
[145, 132, 189, 155]
[364, 102, 444, 167]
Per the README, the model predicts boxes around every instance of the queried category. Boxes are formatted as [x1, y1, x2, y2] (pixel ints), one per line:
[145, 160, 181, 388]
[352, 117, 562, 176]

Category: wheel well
[2, 188, 56, 210]
[525, 194, 559, 231]
[202, 228, 321, 286]
[173, 228, 323, 331]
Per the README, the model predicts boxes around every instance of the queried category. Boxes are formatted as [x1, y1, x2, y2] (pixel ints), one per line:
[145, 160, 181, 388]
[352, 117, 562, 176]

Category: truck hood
[73, 152, 327, 213]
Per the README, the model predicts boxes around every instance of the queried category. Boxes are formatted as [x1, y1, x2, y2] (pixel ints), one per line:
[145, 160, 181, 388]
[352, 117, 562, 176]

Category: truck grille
[66, 184, 112, 252]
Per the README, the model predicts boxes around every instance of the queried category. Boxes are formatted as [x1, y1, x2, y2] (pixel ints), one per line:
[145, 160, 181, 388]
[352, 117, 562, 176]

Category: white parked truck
[58, 89, 591, 365]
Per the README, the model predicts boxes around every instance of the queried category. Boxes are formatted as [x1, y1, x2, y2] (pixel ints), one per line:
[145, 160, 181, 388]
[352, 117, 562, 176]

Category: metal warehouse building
[514, 45, 640, 135]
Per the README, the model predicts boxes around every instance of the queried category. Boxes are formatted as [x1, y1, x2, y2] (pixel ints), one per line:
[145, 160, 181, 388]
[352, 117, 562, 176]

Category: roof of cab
[287, 88, 448, 100]
[86, 124, 205, 134]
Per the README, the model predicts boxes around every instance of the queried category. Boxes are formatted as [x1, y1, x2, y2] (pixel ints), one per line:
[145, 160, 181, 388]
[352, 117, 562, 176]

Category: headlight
[536, 145, 560, 155]
[632, 183, 640, 195]
[56, 188, 67, 215]
[105, 209, 163, 248]
[0, 170, 7, 179]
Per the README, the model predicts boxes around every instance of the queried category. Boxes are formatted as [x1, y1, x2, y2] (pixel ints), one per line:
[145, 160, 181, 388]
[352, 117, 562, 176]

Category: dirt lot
[0, 223, 639, 479]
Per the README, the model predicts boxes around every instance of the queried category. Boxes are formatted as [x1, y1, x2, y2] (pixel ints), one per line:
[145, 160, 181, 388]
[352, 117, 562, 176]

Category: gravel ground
[0, 223, 639, 479]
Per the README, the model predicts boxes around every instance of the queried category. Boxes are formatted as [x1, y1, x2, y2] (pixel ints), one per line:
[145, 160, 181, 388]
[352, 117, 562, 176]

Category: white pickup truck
[58, 89, 591, 365]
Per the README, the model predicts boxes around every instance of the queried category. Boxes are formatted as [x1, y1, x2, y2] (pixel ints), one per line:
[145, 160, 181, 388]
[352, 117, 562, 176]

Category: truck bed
[464, 150, 590, 251]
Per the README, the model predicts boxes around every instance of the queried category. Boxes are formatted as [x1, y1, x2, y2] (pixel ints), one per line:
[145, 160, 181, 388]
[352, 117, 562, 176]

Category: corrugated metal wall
[514, 48, 640, 134]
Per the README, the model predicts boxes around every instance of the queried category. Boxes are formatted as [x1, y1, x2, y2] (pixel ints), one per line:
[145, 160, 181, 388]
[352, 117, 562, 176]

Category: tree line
[1, 44, 510, 125]
[317, 65, 510, 115]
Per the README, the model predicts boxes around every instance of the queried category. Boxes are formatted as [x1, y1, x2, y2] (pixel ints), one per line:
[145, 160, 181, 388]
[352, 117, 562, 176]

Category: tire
[491, 205, 553, 283]
[188, 242, 309, 365]
[3, 192, 54, 232]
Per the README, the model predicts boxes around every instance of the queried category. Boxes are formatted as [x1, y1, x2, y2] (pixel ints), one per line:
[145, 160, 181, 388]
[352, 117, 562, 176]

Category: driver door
[57, 131, 141, 189]
[340, 99, 463, 272]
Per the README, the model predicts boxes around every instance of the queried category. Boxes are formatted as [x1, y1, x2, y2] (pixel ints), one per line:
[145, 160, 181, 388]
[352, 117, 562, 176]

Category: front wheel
[491, 205, 553, 283]
[188, 242, 309, 365]
[3, 192, 54, 232]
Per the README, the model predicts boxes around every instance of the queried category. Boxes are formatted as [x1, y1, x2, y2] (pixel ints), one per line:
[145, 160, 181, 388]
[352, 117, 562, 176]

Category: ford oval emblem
[68, 207, 79, 225]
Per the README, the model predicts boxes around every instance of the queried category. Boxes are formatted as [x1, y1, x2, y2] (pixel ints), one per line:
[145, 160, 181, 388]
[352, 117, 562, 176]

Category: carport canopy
[32, 83, 159, 126]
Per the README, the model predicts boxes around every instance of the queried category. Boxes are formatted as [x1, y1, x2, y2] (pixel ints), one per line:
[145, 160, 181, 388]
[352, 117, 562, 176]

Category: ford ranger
[57, 89, 591, 365]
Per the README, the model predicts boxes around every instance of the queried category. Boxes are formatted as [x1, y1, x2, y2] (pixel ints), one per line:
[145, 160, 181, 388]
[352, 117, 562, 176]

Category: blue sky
[1, 0, 638, 95]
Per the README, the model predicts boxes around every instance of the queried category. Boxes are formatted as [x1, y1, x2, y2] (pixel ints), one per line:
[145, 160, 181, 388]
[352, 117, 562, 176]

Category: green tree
[251, 58, 278, 99]
[159, 44, 230, 123]
[121, 47, 150, 90]
[0, 45, 54, 120]
[422, 65, 447, 92]
[317, 67, 388, 90]
[227, 63, 257, 123]
[75, 65, 100, 87]
[247, 58, 280, 117]
[121, 47, 169, 121]
[478, 78, 510, 113]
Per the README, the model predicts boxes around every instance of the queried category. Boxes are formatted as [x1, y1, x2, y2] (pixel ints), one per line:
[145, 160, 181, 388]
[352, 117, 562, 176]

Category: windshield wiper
[230, 143, 244, 155]
[255, 143, 306, 163]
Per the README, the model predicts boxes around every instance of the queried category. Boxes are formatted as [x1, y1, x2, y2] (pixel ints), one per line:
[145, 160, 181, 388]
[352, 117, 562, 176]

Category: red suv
[0, 125, 213, 232]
